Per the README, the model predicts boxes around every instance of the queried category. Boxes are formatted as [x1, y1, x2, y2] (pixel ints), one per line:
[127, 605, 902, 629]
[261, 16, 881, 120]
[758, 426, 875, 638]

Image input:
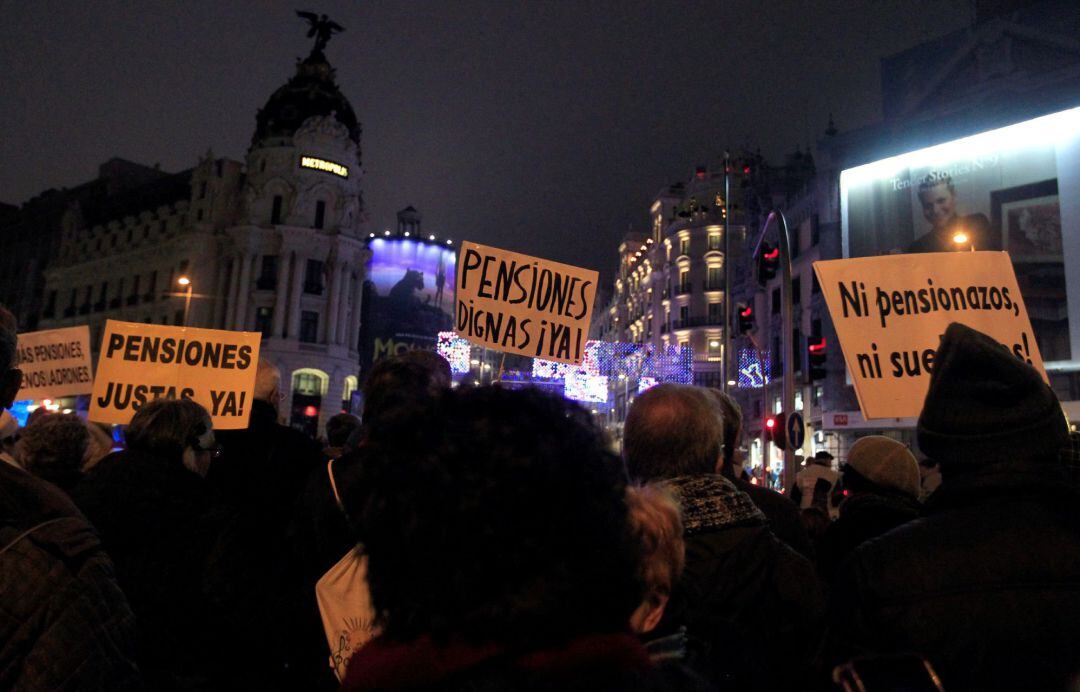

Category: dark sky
[0, 0, 973, 277]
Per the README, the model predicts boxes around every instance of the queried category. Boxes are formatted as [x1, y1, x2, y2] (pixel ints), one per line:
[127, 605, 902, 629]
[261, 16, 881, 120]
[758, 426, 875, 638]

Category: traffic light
[764, 412, 787, 449]
[737, 303, 755, 334]
[756, 241, 779, 287]
[808, 336, 827, 381]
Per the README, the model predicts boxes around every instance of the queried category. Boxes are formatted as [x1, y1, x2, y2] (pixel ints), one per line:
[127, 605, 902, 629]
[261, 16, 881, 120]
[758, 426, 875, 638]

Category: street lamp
[951, 230, 974, 252]
[177, 275, 192, 326]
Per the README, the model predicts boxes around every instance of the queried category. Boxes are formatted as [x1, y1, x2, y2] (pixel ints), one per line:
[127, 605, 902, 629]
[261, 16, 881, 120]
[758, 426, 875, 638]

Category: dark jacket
[661, 475, 825, 692]
[816, 490, 920, 585]
[71, 449, 229, 690]
[0, 461, 141, 691]
[829, 462, 1080, 691]
[733, 476, 813, 558]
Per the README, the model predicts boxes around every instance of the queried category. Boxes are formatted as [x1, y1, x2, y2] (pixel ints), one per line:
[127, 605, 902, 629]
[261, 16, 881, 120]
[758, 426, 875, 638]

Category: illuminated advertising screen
[841, 107, 1080, 363]
[737, 348, 770, 389]
[359, 238, 457, 370]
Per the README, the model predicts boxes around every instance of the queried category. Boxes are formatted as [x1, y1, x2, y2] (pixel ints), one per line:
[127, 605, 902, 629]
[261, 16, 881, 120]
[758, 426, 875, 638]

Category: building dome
[252, 50, 360, 149]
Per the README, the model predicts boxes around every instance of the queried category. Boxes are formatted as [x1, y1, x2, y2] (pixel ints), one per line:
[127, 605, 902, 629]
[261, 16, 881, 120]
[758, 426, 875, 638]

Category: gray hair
[18, 413, 89, 489]
[624, 384, 723, 482]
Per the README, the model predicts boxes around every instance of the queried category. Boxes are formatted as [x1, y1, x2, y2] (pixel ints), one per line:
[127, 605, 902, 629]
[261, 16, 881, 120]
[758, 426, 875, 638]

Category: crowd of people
[2, 308, 1080, 691]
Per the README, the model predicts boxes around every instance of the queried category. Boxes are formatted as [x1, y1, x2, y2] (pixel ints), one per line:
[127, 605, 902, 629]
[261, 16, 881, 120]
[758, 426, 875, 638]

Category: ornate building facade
[37, 46, 368, 435]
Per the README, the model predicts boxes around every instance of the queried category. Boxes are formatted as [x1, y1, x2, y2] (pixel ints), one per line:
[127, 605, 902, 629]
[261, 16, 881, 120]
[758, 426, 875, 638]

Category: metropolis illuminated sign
[840, 106, 1080, 365]
[300, 155, 349, 178]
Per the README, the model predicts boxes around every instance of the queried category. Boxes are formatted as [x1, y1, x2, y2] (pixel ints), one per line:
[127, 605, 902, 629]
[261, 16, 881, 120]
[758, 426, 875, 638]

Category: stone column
[326, 260, 342, 345]
[287, 253, 304, 339]
[272, 250, 289, 338]
[348, 271, 363, 351]
[335, 264, 349, 345]
[233, 253, 254, 331]
[224, 256, 241, 328]
[211, 259, 227, 329]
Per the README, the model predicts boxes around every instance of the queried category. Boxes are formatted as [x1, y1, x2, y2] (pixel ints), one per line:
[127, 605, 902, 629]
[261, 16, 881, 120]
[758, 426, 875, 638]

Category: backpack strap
[0, 517, 67, 557]
[327, 458, 344, 511]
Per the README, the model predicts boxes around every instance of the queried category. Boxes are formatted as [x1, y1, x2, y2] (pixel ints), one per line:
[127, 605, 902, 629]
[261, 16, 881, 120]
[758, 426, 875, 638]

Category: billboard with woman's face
[841, 106, 1080, 363]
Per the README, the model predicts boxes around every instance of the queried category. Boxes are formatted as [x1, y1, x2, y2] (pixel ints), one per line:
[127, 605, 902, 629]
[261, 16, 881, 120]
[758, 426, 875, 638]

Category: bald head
[624, 384, 723, 482]
[254, 358, 282, 407]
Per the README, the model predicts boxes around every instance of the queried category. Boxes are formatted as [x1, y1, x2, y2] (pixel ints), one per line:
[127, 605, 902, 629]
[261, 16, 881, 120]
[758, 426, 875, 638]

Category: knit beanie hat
[845, 436, 920, 498]
[917, 322, 1068, 466]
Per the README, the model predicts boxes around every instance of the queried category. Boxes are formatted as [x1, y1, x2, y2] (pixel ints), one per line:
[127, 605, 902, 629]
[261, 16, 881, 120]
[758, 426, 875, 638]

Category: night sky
[1, 1, 972, 278]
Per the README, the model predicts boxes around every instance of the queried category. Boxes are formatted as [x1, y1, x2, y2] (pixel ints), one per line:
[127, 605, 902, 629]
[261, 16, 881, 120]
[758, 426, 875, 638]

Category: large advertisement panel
[359, 238, 456, 370]
[840, 106, 1080, 363]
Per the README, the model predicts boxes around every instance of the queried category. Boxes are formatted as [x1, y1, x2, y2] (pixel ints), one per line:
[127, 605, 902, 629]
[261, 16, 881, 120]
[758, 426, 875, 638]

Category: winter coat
[0, 461, 142, 691]
[71, 449, 231, 690]
[660, 475, 825, 692]
[816, 490, 920, 585]
[732, 476, 813, 558]
[829, 462, 1080, 691]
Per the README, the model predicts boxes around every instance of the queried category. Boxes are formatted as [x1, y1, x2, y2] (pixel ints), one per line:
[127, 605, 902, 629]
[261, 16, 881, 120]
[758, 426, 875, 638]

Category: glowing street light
[952, 230, 974, 251]
[178, 275, 193, 326]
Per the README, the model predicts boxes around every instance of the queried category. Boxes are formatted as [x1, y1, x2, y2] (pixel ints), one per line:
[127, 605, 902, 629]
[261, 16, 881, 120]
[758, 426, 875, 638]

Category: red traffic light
[740, 305, 753, 318]
[743, 165, 751, 174]
[765, 417, 776, 429]
[304, 405, 318, 418]
[763, 247, 779, 260]
[808, 337, 827, 353]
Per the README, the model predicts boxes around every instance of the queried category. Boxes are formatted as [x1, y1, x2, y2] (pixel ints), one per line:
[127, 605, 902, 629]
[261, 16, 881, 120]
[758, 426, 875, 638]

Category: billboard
[841, 106, 1080, 363]
[359, 238, 456, 370]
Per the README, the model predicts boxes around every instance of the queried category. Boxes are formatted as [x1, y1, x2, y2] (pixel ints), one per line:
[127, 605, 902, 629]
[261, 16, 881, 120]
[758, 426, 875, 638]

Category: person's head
[253, 358, 282, 411]
[842, 435, 921, 500]
[813, 450, 835, 467]
[707, 388, 742, 476]
[350, 386, 641, 649]
[398, 349, 452, 390]
[325, 412, 361, 448]
[0, 307, 22, 410]
[624, 384, 723, 482]
[17, 413, 89, 491]
[917, 173, 958, 231]
[126, 398, 216, 476]
[83, 421, 115, 471]
[360, 354, 451, 431]
[625, 483, 685, 635]
[918, 322, 1069, 477]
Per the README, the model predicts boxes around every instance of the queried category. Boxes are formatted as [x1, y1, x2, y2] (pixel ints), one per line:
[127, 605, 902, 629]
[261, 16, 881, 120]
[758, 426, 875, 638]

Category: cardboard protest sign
[16, 326, 94, 400]
[89, 320, 260, 429]
[814, 251, 1044, 419]
[456, 241, 598, 364]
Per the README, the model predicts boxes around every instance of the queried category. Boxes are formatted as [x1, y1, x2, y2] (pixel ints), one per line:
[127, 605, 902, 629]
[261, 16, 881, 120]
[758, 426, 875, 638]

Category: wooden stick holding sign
[813, 251, 1045, 420]
[89, 320, 261, 429]
[456, 241, 598, 365]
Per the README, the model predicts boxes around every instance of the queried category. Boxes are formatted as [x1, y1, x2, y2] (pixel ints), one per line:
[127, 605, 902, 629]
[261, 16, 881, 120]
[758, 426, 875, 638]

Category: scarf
[664, 474, 765, 535]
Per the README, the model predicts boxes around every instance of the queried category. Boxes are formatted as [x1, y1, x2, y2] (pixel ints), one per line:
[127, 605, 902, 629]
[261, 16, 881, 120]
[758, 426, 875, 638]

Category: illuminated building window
[708, 233, 721, 251]
[679, 238, 690, 257]
[678, 269, 690, 294]
[707, 266, 722, 290]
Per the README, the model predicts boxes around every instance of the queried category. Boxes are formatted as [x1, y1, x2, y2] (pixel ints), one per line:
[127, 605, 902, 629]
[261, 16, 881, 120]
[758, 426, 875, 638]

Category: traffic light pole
[722, 152, 732, 392]
[752, 209, 796, 492]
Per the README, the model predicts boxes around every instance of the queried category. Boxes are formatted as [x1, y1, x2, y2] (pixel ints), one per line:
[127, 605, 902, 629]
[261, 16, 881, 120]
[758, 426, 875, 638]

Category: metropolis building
[34, 45, 369, 435]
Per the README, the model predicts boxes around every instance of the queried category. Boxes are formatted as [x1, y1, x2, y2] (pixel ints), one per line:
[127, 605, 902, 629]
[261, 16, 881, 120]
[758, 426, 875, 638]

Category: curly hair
[18, 413, 89, 491]
[625, 484, 685, 597]
[349, 386, 642, 648]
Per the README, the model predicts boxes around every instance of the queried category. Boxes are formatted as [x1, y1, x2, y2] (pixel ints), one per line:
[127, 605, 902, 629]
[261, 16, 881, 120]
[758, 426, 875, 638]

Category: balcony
[703, 281, 723, 292]
[675, 284, 692, 296]
[672, 316, 725, 330]
[303, 282, 324, 296]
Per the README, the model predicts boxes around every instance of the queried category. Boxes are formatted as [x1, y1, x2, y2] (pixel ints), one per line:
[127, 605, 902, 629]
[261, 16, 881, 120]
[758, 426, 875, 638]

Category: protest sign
[456, 241, 598, 365]
[16, 325, 94, 400]
[813, 251, 1044, 419]
[89, 320, 260, 429]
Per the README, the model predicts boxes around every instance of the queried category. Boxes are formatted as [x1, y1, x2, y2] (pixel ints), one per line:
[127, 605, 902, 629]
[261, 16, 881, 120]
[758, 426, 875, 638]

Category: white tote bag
[315, 459, 378, 681]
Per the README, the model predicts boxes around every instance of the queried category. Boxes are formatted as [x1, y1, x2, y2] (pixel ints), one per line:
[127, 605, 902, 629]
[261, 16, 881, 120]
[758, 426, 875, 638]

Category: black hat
[917, 323, 1067, 466]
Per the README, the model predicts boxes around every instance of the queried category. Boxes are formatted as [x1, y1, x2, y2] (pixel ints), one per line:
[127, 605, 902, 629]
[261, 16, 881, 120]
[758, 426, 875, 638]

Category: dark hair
[325, 413, 361, 447]
[349, 386, 641, 648]
[708, 388, 742, 471]
[624, 384, 723, 481]
[398, 349, 452, 389]
[18, 413, 89, 491]
[361, 356, 450, 430]
[126, 398, 211, 463]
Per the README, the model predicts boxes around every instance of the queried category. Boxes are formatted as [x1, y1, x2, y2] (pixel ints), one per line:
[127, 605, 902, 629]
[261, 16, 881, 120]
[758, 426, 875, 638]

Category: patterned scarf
[663, 474, 765, 535]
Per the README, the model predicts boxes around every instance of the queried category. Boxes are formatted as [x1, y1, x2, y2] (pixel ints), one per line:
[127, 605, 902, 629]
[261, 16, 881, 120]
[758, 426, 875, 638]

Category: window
[678, 269, 690, 294]
[43, 290, 56, 318]
[145, 271, 157, 301]
[258, 255, 278, 290]
[812, 272, 821, 295]
[299, 311, 319, 343]
[304, 260, 324, 294]
[708, 233, 721, 251]
[130, 275, 140, 301]
[791, 276, 801, 304]
[255, 307, 273, 338]
[271, 195, 283, 224]
[679, 237, 690, 257]
[196, 209, 204, 222]
[678, 305, 689, 326]
[772, 287, 781, 314]
[708, 301, 722, 324]
[199, 181, 207, 199]
[175, 310, 185, 326]
[812, 384, 824, 406]
[293, 372, 323, 395]
[706, 266, 722, 290]
[314, 200, 326, 229]
[707, 336, 722, 360]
